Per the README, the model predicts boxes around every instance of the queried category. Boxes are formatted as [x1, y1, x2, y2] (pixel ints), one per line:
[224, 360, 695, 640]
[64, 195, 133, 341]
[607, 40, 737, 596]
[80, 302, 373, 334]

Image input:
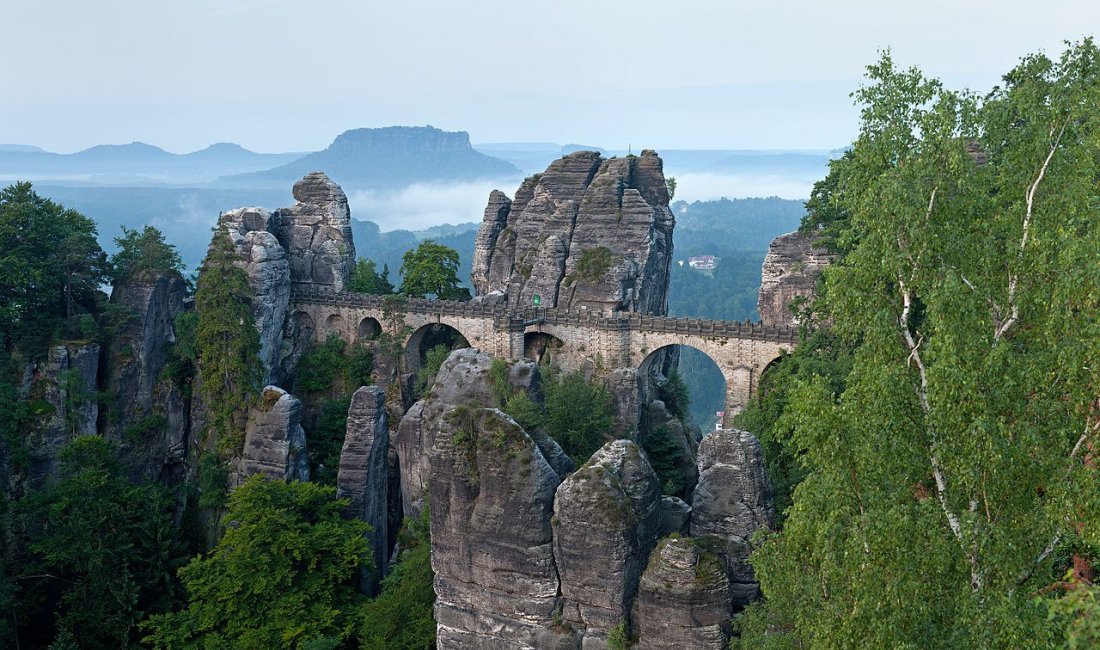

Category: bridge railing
[290, 287, 798, 343]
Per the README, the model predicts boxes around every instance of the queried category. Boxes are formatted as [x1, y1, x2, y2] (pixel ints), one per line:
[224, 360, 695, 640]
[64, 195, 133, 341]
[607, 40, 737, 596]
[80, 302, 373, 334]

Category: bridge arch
[357, 316, 382, 342]
[639, 344, 728, 432]
[324, 314, 349, 342]
[405, 323, 471, 375]
[292, 310, 317, 343]
[524, 331, 564, 366]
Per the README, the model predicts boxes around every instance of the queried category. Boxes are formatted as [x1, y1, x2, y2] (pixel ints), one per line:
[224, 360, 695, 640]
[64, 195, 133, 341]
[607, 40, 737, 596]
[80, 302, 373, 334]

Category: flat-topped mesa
[471, 150, 675, 315]
[273, 171, 356, 292]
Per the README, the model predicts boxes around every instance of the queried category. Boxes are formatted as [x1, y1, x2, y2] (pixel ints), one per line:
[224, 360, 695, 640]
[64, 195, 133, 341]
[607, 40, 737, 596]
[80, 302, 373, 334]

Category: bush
[311, 396, 353, 486]
[197, 453, 228, 510]
[142, 478, 370, 649]
[416, 344, 451, 397]
[543, 370, 615, 463]
[358, 506, 436, 649]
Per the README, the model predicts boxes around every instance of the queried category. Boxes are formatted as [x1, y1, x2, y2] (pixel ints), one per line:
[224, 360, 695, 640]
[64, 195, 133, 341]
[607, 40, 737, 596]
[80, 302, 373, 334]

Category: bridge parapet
[289, 288, 799, 345]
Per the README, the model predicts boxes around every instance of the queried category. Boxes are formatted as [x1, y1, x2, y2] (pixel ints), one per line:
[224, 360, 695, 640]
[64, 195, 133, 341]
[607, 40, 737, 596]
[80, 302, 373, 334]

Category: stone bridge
[290, 287, 797, 424]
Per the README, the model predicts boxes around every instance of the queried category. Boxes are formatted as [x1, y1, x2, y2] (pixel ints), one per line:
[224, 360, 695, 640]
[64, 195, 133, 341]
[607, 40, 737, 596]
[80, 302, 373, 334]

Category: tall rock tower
[470, 150, 675, 314]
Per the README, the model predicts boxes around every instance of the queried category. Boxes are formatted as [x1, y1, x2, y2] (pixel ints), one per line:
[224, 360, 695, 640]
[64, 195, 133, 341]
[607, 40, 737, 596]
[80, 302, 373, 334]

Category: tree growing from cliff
[194, 230, 262, 453]
[110, 224, 184, 282]
[399, 240, 468, 300]
[348, 257, 396, 295]
[736, 41, 1100, 647]
[0, 182, 108, 355]
[142, 477, 370, 649]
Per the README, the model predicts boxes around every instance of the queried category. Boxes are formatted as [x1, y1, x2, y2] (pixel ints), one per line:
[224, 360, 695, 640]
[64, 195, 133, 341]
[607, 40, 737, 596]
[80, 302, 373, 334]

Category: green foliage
[488, 357, 513, 406]
[348, 257, 396, 295]
[798, 151, 854, 253]
[399, 239, 467, 300]
[142, 477, 370, 649]
[12, 436, 185, 648]
[733, 329, 855, 526]
[0, 182, 109, 356]
[664, 176, 677, 201]
[110, 225, 184, 282]
[298, 333, 349, 393]
[123, 413, 168, 443]
[658, 369, 691, 421]
[296, 333, 374, 396]
[543, 370, 615, 463]
[195, 230, 262, 453]
[607, 621, 629, 650]
[641, 425, 685, 497]
[311, 396, 353, 486]
[197, 452, 229, 510]
[416, 343, 451, 397]
[574, 246, 615, 282]
[358, 506, 436, 649]
[160, 311, 198, 395]
[740, 41, 1100, 647]
[1046, 574, 1100, 649]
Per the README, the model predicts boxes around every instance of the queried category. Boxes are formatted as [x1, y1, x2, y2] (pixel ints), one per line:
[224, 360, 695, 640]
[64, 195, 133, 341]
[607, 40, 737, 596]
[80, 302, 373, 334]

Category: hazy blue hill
[673, 196, 805, 250]
[0, 144, 46, 153]
[222, 126, 521, 190]
[34, 184, 293, 270]
[0, 142, 306, 184]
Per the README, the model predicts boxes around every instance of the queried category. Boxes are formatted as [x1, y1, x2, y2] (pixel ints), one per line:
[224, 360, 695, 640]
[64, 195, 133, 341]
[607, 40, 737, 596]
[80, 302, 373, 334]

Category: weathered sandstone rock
[238, 386, 309, 483]
[21, 343, 100, 486]
[273, 171, 356, 292]
[658, 496, 692, 537]
[430, 406, 568, 649]
[631, 536, 733, 649]
[757, 229, 831, 327]
[690, 429, 774, 608]
[103, 270, 190, 481]
[218, 207, 291, 385]
[471, 150, 675, 314]
[337, 386, 390, 594]
[552, 439, 662, 647]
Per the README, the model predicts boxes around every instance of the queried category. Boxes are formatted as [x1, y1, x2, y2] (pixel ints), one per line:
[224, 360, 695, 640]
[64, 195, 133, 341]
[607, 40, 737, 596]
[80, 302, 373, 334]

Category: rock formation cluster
[471, 150, 675, 314]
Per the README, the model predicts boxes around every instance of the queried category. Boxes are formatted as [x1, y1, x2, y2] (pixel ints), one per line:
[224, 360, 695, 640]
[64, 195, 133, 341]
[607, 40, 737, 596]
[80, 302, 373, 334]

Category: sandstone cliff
[103, 269, 190, 482]
[756, 229, 832, 327]
[337, 386, 391, 595]
[471, 150, 675, 314]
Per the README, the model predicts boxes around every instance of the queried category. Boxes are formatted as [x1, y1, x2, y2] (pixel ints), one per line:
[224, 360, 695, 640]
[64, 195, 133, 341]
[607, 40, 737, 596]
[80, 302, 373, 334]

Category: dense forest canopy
[735, 40, 1100, 648]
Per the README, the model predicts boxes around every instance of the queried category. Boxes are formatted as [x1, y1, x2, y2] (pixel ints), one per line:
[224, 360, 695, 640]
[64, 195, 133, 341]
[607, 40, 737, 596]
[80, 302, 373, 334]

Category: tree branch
[995, 117, 1070, 343]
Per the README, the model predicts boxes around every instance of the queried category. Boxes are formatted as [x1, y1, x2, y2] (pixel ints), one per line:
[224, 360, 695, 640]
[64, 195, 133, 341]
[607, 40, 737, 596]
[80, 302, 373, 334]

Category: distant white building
[688, 255, 716, 270]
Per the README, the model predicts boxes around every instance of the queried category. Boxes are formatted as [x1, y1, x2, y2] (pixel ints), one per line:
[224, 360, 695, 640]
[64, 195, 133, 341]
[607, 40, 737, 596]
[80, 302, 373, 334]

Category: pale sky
[3, 0, 1096, 153]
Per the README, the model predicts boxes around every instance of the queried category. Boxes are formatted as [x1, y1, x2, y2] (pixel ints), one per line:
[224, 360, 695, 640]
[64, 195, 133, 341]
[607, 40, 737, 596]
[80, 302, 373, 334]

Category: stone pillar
[723, 366, 754, 426]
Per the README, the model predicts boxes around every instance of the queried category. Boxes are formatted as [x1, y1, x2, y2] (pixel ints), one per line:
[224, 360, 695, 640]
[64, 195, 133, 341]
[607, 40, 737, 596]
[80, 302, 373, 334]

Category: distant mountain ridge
[219, 126, 521, 189]
[0, 142, 305, 185]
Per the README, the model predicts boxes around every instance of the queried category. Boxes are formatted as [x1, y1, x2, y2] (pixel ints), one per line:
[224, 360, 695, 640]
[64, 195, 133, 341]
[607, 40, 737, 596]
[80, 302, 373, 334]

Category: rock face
[430, 407, 568, 649]
[552, 440, 662, 646]
[757, 230, 832, 327]
[238, 386, 309, 483]
[394, 348, 496, 518]
[213, 172, 357, 384]
[337, 386, 390, 595]
[104, 270, 190, 481]
[273, 172, 356, 292]
[690, 429, 774, 607]
[20, 343, 100, 486]
[631, 536, 733, 649]
[471, 150, 675, 314]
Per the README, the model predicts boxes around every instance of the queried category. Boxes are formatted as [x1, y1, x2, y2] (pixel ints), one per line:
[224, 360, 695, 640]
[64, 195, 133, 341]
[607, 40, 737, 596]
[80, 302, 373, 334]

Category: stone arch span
[523, 331, 565, 366]
[639, 344, 728, 432]
[357, 316, 382, 341]
[405, 322, 472, 375]
[324, 313, 349, 342]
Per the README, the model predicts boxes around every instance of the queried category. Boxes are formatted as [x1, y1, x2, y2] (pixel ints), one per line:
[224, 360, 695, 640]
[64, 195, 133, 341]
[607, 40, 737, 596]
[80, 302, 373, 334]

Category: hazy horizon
[4, 0, 1097, 154]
